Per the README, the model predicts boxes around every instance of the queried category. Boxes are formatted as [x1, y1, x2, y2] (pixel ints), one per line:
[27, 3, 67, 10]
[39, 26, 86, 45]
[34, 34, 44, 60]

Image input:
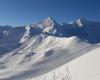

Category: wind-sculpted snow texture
[0, 17, 100, 80]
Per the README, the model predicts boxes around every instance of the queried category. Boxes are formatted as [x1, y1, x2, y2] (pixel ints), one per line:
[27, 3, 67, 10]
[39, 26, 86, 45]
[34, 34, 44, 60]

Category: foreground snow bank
[32, 47, 100, 80]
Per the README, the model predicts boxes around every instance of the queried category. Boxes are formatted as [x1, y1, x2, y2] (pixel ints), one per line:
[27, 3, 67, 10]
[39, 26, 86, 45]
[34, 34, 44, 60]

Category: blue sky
[0, 0, 100, 26]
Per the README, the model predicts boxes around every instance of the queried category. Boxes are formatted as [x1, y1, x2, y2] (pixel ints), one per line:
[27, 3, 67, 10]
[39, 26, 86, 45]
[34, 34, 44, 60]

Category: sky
[0, 0, 100, 26]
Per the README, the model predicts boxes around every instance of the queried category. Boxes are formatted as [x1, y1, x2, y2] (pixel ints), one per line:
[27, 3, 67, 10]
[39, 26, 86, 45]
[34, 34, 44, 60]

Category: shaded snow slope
[33, 46, 100, 80]
[0, 17, 100, 80]
[0, 35, 99, 80]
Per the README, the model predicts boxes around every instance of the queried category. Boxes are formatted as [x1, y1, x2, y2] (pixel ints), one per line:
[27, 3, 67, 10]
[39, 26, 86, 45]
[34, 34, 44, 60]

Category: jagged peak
[37, 17, 57, 28]
[47, 16, 54, 21]
[43, 16, 56, 23]
[77, 18, 86, 22]
[75, 18, 87, 27]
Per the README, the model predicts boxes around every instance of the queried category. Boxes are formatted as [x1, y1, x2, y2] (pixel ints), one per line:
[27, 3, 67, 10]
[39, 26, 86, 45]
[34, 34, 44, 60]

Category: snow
[32, 47, 100, 80]
[0, 17, 100, 80]
[76, 19, 84, 26]
[0, 35, 99, 80]
[20, 26, 30, 43]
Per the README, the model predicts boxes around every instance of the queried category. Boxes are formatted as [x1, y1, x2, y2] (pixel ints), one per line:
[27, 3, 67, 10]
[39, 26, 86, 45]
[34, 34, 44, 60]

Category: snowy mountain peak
[35, 17, 58, 34]
[76, 18, 86, 27]
[42, 16, 56, 25]
[37, 17, 56, 27]
[47, 16, 54, 21]
[77, 18, 86, 22]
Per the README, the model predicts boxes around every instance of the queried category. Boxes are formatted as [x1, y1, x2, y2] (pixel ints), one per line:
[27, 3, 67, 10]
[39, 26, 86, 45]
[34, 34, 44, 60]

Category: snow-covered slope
[33, 46, 100, 80]
[0, 17, 100, 80]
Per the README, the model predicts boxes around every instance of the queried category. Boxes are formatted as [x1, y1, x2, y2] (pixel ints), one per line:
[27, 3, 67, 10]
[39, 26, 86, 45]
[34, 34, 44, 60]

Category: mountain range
[0, 17, 100, 80]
